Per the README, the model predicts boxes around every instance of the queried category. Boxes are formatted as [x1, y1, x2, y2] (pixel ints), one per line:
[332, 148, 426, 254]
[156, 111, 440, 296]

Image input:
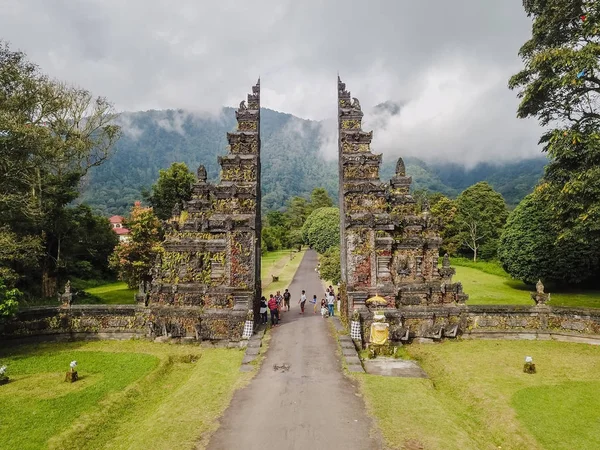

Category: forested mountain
[78, 108, 546, 215]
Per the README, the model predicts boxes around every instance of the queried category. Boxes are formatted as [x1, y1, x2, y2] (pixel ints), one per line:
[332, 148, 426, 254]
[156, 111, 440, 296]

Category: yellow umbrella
[366, 294, 387, 307]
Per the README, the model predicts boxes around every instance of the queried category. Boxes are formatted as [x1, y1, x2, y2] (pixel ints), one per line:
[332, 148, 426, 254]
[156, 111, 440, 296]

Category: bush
[0, 279, 20, 319]
[498, 192, 600, 285]
[319, 246, 341, 284]
[301, 207, 340, 254]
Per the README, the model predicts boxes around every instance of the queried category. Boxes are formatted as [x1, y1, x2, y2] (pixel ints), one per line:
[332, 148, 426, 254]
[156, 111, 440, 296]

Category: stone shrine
[337, 76, 467, 317]
[146, 80, 262, 339]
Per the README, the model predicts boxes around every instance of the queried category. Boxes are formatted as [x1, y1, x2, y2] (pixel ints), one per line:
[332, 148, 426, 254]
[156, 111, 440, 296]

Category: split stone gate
[6, 80, 600, 345]
[144, 77, 467, 341]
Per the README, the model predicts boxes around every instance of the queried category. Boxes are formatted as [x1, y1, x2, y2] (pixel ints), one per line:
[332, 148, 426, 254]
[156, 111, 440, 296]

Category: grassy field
[50, 249, 304, 306]
[357, 340, 600, 450]
[261, 249, 293, 277]
[84, 282, 137, 305]
[261, 249, 305, 294]
[0, 340, 250, 450]
[452, 259, 600, 308]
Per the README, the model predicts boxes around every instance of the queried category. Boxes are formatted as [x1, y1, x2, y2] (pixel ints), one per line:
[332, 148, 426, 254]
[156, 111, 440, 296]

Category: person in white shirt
[298, 290, 307, 314]
[327, 291, 335, 317]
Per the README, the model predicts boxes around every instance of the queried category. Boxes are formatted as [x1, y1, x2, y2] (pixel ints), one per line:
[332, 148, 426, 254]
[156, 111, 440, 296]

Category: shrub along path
[207, 250, 381, 450]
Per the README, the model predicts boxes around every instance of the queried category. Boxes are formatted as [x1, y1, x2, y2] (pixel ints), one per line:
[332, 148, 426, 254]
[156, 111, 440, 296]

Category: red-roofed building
[109, 215, 131, 243]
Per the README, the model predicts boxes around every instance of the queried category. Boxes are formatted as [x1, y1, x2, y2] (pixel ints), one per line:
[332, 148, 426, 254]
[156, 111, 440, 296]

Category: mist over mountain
[79, 108, 546, 216]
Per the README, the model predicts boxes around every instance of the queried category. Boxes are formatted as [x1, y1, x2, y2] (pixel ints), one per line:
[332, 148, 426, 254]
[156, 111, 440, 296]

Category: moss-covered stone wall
[356, 305, 600, 346]
[0, 305, 245, 343]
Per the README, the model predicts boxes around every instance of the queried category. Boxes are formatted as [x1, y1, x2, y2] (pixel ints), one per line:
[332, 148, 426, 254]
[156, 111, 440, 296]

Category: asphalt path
[206, 250, 381, 450]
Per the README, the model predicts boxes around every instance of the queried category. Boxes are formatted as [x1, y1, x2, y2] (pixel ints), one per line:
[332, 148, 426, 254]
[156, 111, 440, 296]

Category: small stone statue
[536, 280, 544, 294]
[61, 281, 73, 307]
[65, 360, 78, 383]
[523, 356, 536, 374]
[422, 198, 430, 214]
[395, 157, 406, 176]
[352, 97, 361, 110]
[531, 279, 550, 305]
[197, 165, 207, 182]
[0, 365, 9, 385]
[239, 100, 247, 110]
[171, 203, 181, 218]
[442, 253, 451, 269]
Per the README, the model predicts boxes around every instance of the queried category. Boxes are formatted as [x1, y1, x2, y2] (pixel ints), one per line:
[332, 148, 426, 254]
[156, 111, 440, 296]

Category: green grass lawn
[84, 282, 137, 305]
[0, 340, 250, 450]
[261, 249, 292, 276]
[358, 340, 600, 450]
[263, 250, 306, 294]
[453, 261, 600, 308]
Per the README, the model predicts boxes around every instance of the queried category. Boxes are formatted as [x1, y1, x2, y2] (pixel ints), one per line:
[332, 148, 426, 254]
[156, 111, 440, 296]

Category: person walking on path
[327, 290, 335, 317]
[276, 291, 283, 316]
[298, 290, 307, 314]
[310, 294, 318, 314]
[268, 294, 279, 326]
[283, 289, 291, 311]
[259, 296, 268, 325]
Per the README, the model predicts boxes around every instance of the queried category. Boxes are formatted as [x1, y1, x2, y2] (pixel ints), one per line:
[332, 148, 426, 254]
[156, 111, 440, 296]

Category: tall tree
[499, 188, 599, 284]
[509, 0, 600, 283]
[428, 193, 460, 255]
[0, 41, 120, 296]
[455, 182, 508, 261]
[147, 162, 195, 220]
[285, 196, 310, 229]
[310, 187, 334, 210]
[319, 246, 341, 285]
[109, 203, 162, 290]
[302, 207, 340, 254]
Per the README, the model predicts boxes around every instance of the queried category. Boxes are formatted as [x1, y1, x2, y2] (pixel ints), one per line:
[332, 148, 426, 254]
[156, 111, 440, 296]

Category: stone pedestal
[65, 371, 78, 383]
[60, 293, 73, 307]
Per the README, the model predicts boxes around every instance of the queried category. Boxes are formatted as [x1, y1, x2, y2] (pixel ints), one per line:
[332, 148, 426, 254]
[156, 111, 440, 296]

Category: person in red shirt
[268, 294, 279, 326]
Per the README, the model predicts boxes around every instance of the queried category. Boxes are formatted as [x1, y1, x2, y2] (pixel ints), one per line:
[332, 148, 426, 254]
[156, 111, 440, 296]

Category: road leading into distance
[206, 250, 381, 450]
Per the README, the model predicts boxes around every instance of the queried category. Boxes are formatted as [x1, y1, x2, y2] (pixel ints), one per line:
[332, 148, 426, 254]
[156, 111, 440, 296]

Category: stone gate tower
[337, 77, 467, 317]
[147, 80, 261, 341]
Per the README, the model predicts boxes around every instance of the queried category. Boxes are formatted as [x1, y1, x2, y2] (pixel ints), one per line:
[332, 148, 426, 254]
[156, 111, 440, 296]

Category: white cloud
[1, 0, 543, 164]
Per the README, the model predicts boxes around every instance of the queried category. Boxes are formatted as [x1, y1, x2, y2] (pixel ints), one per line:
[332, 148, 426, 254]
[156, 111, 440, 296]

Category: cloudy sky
[0, 0, 543, 166]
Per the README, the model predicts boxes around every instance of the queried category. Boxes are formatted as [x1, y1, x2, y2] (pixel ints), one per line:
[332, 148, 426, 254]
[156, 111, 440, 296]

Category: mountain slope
[79, 108, 545, 215]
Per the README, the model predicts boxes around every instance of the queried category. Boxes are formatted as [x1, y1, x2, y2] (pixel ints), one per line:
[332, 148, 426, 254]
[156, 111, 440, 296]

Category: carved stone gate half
[147, 81, 261, 341]
[337, 77, 467, 320]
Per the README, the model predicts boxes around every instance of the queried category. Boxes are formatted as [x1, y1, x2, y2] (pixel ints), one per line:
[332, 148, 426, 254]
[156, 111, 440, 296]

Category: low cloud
[1, 0, 543, 166]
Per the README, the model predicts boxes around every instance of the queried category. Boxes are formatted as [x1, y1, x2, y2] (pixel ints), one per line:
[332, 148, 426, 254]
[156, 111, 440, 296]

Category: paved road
[207, 250, 381, 450]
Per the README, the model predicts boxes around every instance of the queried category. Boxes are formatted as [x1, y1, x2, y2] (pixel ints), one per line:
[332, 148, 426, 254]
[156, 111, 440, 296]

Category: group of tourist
[259, 286, 338, 327]
[259, 289, 291, 326]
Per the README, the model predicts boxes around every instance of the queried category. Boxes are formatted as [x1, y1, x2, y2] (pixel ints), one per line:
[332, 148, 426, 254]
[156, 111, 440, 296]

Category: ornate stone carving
[396, 157, 406, 177]
[197, 165, 207, 182]
[338, 76, 468, 317]
[531, 280, 550, 305]
[149, 81, 262, 321]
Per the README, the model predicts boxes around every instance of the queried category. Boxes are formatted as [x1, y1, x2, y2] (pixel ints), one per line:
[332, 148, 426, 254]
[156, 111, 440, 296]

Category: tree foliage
[0, 278, 20, 319]
[302, 207, 340, 254]
[454, 182, 508, 261]
[428, 193, 460, 255]
[146, 162, 195, 220]
[261, 188, 334, 252]
[319, 246, 341, 285]
[310, 188, 334, 210]
[109, 203, 162, 289]
[0, 41, 120, 297]
[508, 0, 600, 284]
[499, 189, 599, 284]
